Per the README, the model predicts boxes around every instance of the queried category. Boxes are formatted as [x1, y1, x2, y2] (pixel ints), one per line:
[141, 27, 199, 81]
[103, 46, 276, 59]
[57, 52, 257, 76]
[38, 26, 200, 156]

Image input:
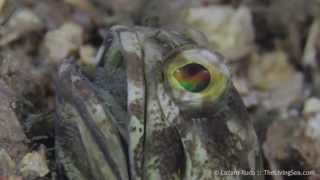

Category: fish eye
[173, 63, 211, 93]
[165, 48, 230, 107]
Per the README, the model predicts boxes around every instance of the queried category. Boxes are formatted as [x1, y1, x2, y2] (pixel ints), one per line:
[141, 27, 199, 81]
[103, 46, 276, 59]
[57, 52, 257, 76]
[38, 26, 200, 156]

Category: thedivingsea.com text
[214, 169, 316, 176]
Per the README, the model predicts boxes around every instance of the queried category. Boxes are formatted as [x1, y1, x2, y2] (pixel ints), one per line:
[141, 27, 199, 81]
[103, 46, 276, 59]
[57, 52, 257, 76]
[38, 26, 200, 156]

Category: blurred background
[0, 0, 320, 179]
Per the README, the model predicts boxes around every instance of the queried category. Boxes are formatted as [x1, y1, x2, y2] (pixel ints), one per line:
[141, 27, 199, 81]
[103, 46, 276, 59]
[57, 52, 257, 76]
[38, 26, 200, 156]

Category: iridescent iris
[173, 63, 211, 93]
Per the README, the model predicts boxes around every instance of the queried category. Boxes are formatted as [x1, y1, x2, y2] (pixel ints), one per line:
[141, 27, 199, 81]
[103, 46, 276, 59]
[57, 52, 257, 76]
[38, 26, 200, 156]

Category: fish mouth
[56, 59, 131, 180]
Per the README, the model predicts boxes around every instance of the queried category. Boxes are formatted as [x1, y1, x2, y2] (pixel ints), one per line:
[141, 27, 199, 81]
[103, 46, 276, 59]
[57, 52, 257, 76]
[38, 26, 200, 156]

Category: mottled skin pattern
[55, 26, 264, 180]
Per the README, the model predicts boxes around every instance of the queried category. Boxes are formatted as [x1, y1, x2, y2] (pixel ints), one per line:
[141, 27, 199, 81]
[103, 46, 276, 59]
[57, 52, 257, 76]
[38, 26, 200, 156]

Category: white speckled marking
[226, 120, 247, 141]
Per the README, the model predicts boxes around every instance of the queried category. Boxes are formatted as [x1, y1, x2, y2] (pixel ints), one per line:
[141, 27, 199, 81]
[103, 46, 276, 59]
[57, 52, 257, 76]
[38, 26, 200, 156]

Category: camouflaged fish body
[55, 26, 263, 180]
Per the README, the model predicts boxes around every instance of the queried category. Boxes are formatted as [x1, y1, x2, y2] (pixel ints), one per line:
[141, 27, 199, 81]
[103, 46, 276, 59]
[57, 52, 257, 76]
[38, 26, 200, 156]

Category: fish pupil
[173, 63, 211, 93]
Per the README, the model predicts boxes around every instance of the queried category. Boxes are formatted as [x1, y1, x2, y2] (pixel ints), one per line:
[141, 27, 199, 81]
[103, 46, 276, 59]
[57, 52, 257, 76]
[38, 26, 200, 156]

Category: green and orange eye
[165, 48, 230, 105]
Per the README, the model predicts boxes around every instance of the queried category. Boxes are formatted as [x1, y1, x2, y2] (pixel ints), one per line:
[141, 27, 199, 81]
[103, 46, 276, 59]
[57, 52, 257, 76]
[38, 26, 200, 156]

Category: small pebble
[303, 97, 320, 116]
[43, 22, 84, 63]
[19, 150, 49, 178]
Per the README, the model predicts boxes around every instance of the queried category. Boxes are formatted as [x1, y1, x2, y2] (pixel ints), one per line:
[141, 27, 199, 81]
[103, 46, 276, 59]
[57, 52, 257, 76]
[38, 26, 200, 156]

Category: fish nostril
[173, 63, 211, 93]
